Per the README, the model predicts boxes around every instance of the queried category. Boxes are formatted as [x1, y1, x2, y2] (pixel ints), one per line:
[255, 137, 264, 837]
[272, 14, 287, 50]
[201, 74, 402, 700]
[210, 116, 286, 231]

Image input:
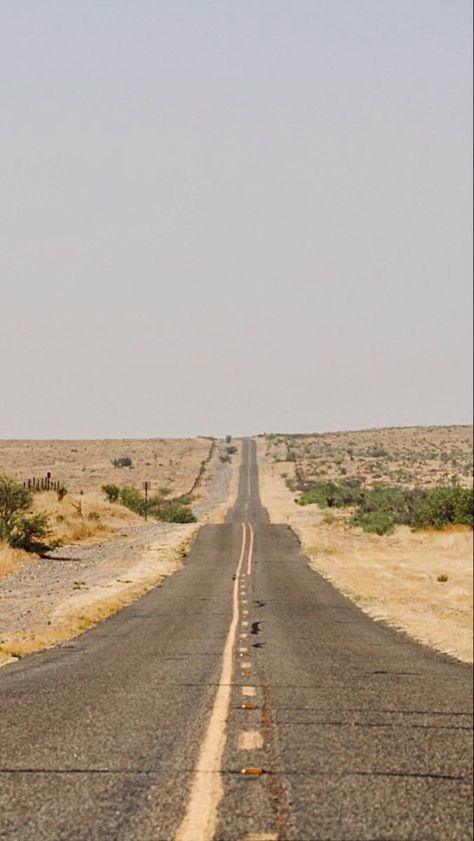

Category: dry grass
[31, 490, 143, 545]
[0, 543, 31, 578]
[0, 437, 214, 496]
[264, 425, 473, 490]
[257, 436, 473, 663]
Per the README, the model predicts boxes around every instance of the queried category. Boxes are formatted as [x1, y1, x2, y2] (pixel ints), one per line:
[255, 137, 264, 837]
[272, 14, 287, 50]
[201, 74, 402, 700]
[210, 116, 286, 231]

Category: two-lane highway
[0, 440, 472, 840]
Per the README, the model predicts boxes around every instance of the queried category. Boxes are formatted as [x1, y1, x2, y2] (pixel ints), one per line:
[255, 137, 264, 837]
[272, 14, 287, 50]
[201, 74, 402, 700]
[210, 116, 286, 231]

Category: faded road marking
[239, 731, 263, 750]
[241, 834, 278, 841]
[242, 686, 256, 697]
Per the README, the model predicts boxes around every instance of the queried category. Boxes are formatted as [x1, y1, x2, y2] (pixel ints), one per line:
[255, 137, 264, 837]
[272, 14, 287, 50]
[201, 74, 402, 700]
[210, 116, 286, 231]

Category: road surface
[0, 439, 472, 840]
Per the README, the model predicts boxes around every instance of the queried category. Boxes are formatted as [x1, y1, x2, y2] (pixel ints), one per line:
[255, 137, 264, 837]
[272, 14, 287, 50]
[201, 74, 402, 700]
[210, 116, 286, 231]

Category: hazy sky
[1, 1, 472, 438]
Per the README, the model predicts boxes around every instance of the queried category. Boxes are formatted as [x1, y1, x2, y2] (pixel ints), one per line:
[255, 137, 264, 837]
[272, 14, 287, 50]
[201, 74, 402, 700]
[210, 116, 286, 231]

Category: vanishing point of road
[0, 439, 472, 840]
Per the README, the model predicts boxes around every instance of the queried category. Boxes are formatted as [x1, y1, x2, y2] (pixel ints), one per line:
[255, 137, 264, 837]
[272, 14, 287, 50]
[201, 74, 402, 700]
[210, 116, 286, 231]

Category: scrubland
[258, 427, 473, 662]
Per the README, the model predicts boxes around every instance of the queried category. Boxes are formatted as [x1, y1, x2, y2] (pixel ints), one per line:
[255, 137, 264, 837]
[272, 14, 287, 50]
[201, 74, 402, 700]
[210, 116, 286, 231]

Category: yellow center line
[246, 522, 254, 576]
[174, 521, 251, 841]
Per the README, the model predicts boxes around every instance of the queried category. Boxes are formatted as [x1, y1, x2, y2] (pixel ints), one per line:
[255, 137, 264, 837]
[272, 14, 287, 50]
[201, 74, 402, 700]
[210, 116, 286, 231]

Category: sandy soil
[0, 439, 241, 666]
[0, 437, 215, 496]
[264, 425, 473, 489]
[257, 438, 473, 663]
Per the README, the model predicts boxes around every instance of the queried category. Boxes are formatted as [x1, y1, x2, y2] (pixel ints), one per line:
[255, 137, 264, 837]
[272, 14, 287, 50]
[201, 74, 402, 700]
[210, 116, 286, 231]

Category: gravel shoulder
[0, 441, 241, 665]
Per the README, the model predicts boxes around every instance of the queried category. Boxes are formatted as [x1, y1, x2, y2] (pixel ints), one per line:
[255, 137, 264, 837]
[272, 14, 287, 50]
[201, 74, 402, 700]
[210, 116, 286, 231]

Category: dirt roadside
[257, 438, 473, 663]
[0, 440, 241, 665]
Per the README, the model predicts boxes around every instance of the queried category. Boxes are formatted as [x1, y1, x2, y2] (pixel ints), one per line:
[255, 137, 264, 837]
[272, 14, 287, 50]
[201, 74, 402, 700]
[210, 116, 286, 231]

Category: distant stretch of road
[0, 439, 472, 840]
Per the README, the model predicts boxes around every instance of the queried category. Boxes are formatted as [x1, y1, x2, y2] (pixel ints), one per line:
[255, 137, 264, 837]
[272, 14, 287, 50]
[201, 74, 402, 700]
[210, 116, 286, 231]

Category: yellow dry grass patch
[0, 543, 31, 578]
[31, 490, 143, 546]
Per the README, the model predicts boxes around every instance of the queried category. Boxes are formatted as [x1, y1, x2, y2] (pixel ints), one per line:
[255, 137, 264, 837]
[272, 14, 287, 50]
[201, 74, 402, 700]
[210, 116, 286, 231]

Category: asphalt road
[0, 439, 472, 840]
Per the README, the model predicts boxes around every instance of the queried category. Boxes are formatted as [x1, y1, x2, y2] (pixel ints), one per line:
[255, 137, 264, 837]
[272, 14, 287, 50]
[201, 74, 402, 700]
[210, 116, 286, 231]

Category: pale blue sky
[0, 1, 472, 437]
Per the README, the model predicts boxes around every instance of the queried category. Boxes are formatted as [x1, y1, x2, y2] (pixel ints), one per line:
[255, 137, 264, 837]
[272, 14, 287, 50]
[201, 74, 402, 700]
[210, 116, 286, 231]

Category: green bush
[294, 476, 473, 533]
[119, 486, 145, 515]
[353, 511, 395, 535]
[298, 482, 362, 508]
[9, 513, 51, 551]
[118, 486, 197, 523]
[0, 475, 52, 551]
[0, 474, 31, 540]
[411, 486, 473, 529]
[157, 502, 197, 523]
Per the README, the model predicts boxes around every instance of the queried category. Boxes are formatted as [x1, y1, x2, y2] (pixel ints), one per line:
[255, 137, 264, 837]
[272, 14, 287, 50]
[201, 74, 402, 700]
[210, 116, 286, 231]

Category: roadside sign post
[143, 481, 150, 521]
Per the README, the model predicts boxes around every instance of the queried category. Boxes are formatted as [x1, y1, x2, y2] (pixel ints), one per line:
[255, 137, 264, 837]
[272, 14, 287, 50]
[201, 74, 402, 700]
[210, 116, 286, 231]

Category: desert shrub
[358, 486, 410, 521]
[225, 435, 232, 443]
[298, 482, 363, 508]
[57, 484, 68, 501]
[119, 487, 196, 523]
[226, 446, 237, 455]
[0, 475, 31, 539]
[112, 457, 133, 469]
[87, 511, 100, 521]
[173, 494, 193, 506]
[102, 483, 120, 503]
[220, 454, 231, 463]
[411, 486, 473, 529]
[9, 512, 51, 551]
[353, 511, 395, 535]
[294, 473, 473, 533]
[119, 486, 145, 515]
[157, 501, 196, 523]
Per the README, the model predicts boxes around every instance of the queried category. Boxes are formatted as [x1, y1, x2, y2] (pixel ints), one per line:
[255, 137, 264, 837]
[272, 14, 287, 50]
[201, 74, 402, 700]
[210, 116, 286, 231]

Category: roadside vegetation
[265, 428, 473, 536]
[102, 483, 197, 523]
[297, 481, 473, 534]
[0, 474, 53, 552]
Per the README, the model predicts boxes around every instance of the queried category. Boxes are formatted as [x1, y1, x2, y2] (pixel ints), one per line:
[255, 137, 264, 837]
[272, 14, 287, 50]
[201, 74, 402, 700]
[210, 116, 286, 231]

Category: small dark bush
[112, 457, 133, 469]
[57, 485, 68, 502]
[102, 483, 120, 503]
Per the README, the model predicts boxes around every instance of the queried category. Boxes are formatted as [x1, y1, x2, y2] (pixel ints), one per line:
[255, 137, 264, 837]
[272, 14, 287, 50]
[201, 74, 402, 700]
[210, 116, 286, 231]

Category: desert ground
[257, 427, 473, 662]
[265, 425, 473, 489]
[0, 438, 241, 664]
